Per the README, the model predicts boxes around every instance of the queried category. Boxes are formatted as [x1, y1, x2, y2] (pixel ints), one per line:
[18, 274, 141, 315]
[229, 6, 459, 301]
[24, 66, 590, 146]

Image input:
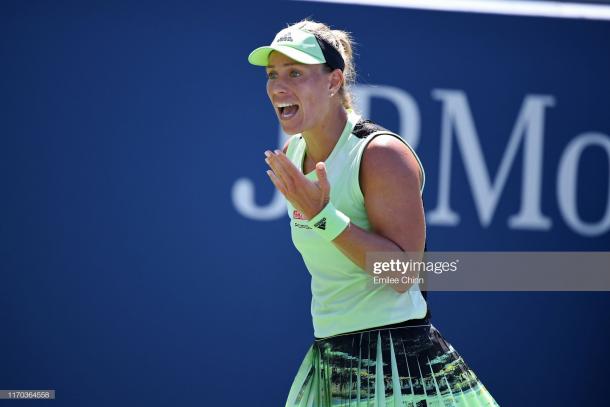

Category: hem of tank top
[313, 319, 431, 341]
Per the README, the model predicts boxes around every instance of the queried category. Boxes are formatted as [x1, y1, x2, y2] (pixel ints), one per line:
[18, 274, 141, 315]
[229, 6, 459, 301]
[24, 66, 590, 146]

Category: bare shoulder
[360, 134, 422, 194]
[360, 133, 426, 252]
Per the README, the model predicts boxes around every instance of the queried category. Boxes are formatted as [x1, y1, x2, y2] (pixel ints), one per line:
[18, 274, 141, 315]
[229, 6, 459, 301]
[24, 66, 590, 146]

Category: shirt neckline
[300, 110, 360, 178]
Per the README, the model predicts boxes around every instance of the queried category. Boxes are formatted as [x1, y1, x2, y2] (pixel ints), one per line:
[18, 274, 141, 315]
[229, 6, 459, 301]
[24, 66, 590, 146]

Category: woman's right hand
[265, 150, 331, 220]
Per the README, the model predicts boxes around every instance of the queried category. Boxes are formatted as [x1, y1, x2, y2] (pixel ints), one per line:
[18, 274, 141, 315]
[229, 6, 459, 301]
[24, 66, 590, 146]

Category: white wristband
[307, 201, 350, 241]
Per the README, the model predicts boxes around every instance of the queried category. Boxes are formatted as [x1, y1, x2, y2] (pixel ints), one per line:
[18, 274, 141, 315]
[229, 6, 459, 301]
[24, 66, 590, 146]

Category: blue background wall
[1, 0, 609, 405]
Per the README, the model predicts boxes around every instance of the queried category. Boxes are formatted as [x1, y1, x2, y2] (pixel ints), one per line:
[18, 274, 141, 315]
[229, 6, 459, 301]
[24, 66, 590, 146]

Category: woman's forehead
[267, 51, 302, 67]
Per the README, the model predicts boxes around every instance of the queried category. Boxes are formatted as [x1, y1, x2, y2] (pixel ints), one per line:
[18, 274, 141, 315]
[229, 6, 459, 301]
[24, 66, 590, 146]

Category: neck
[301, 106, 348, 164]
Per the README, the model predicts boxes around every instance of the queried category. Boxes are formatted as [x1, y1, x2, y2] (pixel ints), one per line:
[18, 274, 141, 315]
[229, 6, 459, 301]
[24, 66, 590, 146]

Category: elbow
[392, 284, 410, 294]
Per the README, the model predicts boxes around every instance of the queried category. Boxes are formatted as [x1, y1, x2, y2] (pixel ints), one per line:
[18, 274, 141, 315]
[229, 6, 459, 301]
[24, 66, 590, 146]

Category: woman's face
[266, 51, 332, 135]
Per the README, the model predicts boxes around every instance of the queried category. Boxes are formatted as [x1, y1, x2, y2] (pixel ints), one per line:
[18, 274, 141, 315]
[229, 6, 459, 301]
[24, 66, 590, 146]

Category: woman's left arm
[331, 135, 426, 292]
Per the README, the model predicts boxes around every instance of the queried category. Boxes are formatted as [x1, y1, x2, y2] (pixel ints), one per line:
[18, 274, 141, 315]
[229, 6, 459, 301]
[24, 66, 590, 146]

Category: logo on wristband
[314, 217, 327, 230]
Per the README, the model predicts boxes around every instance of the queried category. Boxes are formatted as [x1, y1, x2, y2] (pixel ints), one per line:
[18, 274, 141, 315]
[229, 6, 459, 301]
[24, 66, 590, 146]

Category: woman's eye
[290, 70, 302, 77]
[267, 71, 277, 79]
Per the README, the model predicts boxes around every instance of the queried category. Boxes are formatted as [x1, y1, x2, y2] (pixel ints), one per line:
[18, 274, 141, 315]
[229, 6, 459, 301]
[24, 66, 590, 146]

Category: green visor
[248, 27, 326, 66]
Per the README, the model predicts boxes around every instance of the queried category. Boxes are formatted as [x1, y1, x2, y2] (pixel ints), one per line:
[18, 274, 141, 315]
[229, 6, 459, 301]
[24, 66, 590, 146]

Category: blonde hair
[288, 19, 356, 110]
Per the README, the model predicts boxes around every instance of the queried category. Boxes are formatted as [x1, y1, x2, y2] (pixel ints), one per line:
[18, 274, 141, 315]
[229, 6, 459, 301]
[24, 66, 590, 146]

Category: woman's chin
[279, 121, 302, 136]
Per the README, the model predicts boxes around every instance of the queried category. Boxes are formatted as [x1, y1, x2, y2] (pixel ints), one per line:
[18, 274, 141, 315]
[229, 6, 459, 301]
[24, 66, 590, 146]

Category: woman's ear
[328, 69, 344, 95]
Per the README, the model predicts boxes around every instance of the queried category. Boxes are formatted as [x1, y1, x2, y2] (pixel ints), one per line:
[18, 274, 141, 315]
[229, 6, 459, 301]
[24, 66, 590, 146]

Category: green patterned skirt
[285, 322, 499, 406]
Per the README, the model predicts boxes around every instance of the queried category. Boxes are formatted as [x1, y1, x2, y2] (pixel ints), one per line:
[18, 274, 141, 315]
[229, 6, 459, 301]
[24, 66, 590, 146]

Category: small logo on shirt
[314, 217, 327, 230]
[293, 210, 308, 220]
[277, 32, 293, 42]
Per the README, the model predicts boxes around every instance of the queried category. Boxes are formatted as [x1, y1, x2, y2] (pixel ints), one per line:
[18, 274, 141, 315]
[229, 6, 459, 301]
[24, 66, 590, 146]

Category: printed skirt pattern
[286, 323, 499, 407]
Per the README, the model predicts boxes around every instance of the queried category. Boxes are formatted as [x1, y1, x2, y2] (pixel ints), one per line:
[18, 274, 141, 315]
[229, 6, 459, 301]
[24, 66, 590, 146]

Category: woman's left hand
[265, 150, 330, 220]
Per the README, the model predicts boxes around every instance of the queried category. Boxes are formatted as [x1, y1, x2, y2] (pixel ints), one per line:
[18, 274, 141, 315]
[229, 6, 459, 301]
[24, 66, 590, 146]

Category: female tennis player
[249, 19, 499, 406]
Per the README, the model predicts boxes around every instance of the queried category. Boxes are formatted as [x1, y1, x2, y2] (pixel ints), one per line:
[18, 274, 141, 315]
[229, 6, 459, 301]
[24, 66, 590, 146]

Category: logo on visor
[277, 32, 293, 43]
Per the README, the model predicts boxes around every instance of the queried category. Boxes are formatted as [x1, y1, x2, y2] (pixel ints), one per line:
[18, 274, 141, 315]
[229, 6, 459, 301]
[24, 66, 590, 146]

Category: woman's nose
[269, 77, 288, 96]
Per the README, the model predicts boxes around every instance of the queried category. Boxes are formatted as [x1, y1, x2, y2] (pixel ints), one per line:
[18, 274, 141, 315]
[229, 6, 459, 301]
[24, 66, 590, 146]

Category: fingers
[265, 149, 302, 190]
[271, 149, 301, 177]
[264, 149, 333, 219]
[264, 150, 287, 188]
[266, 169, 287, 194]
[315, 162, 330, 193]
[315, 162, 331, 207]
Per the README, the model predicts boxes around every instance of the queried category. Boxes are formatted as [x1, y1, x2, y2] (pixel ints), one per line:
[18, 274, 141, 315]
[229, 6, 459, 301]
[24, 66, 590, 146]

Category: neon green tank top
[285, 110, 428, 338]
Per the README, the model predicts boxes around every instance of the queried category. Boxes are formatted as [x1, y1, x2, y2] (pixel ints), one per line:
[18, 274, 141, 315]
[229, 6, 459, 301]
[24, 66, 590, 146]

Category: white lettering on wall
[231, 127, 289, 220]
[232, 85, 609, 238]
[427, 90, 554, 229]
[557, 132, 610, 237]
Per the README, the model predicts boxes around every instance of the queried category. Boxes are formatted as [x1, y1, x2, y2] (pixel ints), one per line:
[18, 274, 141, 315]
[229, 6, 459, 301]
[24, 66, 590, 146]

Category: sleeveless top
[285, 109, 429, 339]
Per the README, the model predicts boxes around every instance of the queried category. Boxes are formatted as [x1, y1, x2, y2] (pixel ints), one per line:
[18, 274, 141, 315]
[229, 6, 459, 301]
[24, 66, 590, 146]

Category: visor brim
[248, 45, 324, 66]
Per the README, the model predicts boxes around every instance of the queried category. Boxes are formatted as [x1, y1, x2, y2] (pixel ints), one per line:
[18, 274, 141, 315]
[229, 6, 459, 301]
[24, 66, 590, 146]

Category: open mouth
[277, 103, 300, 120]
